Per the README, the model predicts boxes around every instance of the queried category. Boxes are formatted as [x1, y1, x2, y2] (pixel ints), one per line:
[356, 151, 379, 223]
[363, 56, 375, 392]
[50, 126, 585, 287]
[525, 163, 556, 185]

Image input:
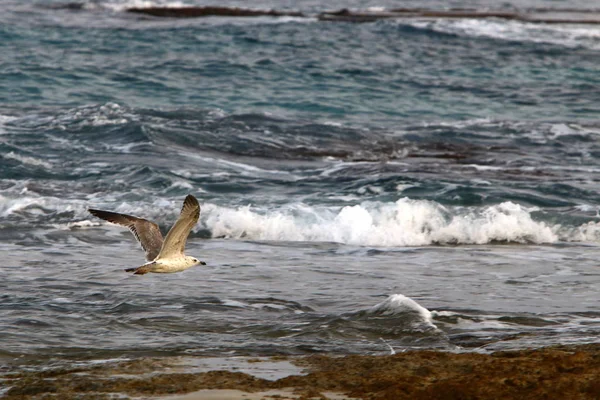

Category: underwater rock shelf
[125, 6, 600, 24]
[3, 344, 600, 399]
[127, 6, 305, 18]
[318, 8, 600, 24]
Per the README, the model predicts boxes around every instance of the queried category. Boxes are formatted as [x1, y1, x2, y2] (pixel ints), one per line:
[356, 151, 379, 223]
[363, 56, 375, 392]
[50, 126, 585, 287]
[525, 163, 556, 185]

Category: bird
[88, 194, 205, 275]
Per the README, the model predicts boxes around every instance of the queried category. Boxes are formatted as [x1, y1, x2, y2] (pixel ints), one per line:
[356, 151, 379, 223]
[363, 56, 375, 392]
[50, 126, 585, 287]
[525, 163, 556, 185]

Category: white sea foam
[0, 195, 41, 217]
[574, 204, 600, 213]
[3, 152, 53, 169]
[322, 121, 344, 127]
[410, 18, 600, 50]
[107, 142, 151, 153]
[464, 164, 503, 171]
[320, 161, 373, 177]
[0, 115, 17, 123]
[422, 117, 495, 129]
[0, 194, 85, 219]
[3, 193, 599, 246]
[395, 183, 418, 192]
[202, 199, 558, 246]
[367, 7, 387, 13]
[67, 220, 99, 229]
[173, 181, 195, 190]
[101, 0, 190, 12]
[47, 135, 96, 153]
[221, 299, 248, 308]
[548, 123, 600, 139]
[51, 297, 73, 304]
[560, 221, 600, 242]
[0, 114, 18, 134]
[45, 103, 134, 132]
[184, 155, 298, 179]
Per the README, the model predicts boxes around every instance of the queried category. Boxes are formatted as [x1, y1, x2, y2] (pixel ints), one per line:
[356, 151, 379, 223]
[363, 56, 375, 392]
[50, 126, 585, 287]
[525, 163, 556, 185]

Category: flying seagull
[88, 194, 205, 275]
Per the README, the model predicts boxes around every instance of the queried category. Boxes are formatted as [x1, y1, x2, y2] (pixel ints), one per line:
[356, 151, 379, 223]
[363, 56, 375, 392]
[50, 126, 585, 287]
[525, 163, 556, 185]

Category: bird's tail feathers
[125, 265, 151, 275]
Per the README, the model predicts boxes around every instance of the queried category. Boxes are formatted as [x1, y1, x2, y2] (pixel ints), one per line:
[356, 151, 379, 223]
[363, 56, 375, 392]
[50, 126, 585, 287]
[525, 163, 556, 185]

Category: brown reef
[123, 6, 600, 25]
[2, 344, 600, 399]
[127, 6, 304, 18]
[318, 8, 600, 24]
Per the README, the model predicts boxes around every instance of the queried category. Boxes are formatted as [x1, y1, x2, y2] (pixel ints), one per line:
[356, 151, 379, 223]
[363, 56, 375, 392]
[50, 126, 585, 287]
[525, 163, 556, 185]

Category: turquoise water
[0, 0, 599, 364]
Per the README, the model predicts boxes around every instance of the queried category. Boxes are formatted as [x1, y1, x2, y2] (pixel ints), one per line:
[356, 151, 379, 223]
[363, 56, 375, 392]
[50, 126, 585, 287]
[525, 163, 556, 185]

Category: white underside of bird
[136, 256, 201, 274]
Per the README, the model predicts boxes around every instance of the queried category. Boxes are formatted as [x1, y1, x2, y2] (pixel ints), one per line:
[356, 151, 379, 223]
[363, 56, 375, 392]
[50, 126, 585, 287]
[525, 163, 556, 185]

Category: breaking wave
[407, 18, 600, 50]
[365, 294, 437, 331]
[202, 199, 561, 246]
[4, 193, 600, 246]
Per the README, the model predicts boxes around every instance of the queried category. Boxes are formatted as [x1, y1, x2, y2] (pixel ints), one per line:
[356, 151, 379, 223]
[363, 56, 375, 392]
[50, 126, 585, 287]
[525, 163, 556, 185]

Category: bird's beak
[200, 261, 207, 265]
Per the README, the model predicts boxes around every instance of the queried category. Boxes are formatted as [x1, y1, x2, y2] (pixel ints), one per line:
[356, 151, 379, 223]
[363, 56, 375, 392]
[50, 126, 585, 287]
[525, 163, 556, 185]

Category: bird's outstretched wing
[156, 195, 200, 259]
[88, 209, 164, 261]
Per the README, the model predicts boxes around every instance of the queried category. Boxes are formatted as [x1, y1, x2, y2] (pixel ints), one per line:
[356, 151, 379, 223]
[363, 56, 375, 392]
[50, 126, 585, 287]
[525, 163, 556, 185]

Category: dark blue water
[1, 0, 599, 366]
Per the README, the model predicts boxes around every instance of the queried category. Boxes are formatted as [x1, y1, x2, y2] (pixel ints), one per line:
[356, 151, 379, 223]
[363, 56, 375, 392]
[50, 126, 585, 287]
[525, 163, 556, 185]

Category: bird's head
[189, 257, 206, 266]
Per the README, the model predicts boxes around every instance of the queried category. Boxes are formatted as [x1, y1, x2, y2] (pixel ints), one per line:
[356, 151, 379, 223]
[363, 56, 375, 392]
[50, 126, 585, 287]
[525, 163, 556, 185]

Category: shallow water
[2, 238, 599, 360]
[1, 0, 600, 366]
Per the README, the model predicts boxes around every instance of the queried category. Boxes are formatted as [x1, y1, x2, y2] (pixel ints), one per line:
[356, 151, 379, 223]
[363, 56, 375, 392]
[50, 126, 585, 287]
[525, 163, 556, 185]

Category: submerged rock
[318, 8, 600, 24]
[127, 6, 305, 19]
[3, 344, 600, 399]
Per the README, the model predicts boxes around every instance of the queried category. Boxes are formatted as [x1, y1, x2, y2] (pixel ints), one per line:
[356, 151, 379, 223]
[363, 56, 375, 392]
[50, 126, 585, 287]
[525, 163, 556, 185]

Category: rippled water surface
[1, 0, 600, 366]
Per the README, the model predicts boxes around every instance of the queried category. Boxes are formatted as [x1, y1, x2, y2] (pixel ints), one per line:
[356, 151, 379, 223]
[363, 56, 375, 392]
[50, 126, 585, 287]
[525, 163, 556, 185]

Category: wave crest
[350, 294, 439, 335]
[203, 199, 557, 246]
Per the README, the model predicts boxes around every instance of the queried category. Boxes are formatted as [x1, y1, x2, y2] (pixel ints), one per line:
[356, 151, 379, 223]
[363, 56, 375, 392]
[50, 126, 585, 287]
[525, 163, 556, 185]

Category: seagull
[88, 194, 205, 275]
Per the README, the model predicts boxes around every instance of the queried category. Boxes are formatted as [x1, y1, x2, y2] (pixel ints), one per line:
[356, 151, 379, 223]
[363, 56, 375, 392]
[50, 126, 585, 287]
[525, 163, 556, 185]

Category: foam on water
[0, 195, 44, 218]
[408, 18, 600, 50]
[560, 221, 600, 242]
[203, 199, 558, 246]
[3, 192, 600, 246]
[100, 0, 191, 12]
[48, 103, 134, 128]
[0, 114, 18, 134]
[3, 152, 53, 169]
[0, 194, 91, 224]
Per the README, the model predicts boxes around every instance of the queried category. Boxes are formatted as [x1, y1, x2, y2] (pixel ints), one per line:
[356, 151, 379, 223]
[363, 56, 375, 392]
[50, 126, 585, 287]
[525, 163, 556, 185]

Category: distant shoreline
[3, 344, 600, 399]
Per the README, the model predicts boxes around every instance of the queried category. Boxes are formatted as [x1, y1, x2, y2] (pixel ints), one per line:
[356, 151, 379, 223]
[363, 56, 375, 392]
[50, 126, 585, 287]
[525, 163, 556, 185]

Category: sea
[1, 0, 599, 370]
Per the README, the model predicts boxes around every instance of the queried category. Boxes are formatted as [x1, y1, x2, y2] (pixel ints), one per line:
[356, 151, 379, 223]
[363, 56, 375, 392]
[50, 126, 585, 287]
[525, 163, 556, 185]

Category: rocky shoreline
[122, 6, 600, 25]
[3, 344, 599, 399]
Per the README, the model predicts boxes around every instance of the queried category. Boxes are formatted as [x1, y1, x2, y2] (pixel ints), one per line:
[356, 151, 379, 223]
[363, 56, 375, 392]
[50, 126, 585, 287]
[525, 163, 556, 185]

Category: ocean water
[1, 0, 600, 366]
